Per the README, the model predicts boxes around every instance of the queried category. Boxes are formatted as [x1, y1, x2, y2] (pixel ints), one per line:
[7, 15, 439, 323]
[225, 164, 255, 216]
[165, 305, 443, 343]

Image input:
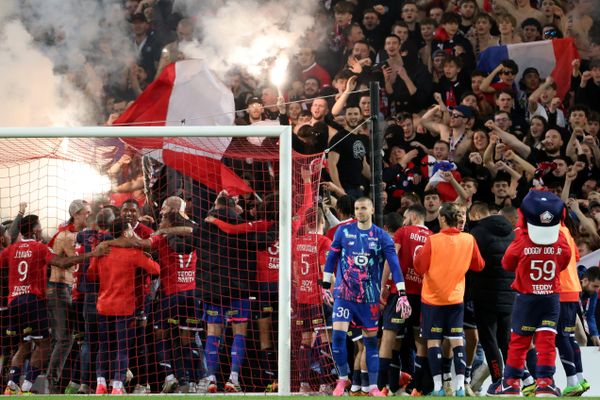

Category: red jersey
[392, 225, 433, 295]
[133, 222, 154, 239]
[0, 239, 56, 304]
[150, 235, 197, 296]
[502, 229, 571, 295]
[87, 247, 159, 316]
[257, 240, 279, 282]
[293, 233, 332, 305]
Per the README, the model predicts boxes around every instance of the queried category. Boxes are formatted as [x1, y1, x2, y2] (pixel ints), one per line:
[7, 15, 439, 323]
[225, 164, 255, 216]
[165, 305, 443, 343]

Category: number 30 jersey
[0, 239, 56, 303]
[325, 222, 403, 304]
[502, 229, 571, 295]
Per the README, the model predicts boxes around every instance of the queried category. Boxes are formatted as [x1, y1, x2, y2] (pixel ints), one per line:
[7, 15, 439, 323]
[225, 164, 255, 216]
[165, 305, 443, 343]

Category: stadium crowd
[1, 0, 600, 397]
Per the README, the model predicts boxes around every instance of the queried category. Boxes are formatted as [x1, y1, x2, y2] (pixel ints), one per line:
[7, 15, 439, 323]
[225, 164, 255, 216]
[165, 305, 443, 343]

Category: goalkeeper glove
[322, 288, 334, 306]
[396, 290, 412, 320]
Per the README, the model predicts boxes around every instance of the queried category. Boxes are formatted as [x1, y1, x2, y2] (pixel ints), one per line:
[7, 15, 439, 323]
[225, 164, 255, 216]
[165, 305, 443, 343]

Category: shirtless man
[47, 200, 91, 393]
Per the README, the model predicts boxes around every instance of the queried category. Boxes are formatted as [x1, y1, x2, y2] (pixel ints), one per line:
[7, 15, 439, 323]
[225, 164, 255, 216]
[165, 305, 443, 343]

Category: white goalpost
[0, 125, 294, 396]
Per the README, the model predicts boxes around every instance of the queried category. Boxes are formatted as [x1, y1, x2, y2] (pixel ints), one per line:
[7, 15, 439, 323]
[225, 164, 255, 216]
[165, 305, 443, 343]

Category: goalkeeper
[322, 197, 411, 397]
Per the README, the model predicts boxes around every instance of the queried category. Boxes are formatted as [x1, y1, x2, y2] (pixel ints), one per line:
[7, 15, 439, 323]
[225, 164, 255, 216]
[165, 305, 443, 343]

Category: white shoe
[318, 384, 333, 395]
[132, 384, 151, 394]
[162, 377, 178, 393]
[197, 377, 217, 394]
[299, 382, 312, 395]
[470, 363, 490, 393]
[443, 380, 453, 396]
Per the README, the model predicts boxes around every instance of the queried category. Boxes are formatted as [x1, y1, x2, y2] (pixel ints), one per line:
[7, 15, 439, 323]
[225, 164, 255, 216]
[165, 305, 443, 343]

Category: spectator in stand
[429, 6, 444, 25]
[528, 76, 566, 129]
[423, 189, 442, 233]
[469, 13, 499, 59]
[401, 1, 424, 46]
[479, 59, 519, 99]
[295, 47, 331, 88]
[470, 70, 495, 117]
[419, 18, 437, 71]
[521, 18, 543, 42]
[330, 1, 354, 53]
[495, 13, 521, 45]
[327, 109, 370, 198]
[435, 55, 470, 107]
[493, 0, 544, 28]
[156, 18, 195, 78]
[432, 12, 476, 73]
[382, 38, 433, 113]
[130, 12, 162, 81]
[361, 8, 385, 51]
[457, 0, 478, 36]
[518, 67, 542, 110]
[573, 59, 600, 112]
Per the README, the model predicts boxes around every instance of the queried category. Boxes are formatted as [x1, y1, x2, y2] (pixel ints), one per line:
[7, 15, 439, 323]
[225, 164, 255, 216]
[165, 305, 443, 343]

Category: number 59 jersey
[502, 229, 571, 295]
[0, 239, 56, 304]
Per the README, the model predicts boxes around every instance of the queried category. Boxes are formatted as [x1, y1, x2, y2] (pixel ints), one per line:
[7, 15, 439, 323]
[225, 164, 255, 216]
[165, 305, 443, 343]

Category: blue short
[382, 293, 405, 333]
[421, 302, 464, 340]
[154, 290, 202, 331]
[557, 301, 578, 337]
[332, 298, 380, 331]
[511, 293, 560, 336]
[203, 299, 251, 325]
[463, 300, 477, 329]
[7, 294, 49, 341]
[294, 304, 332, 331]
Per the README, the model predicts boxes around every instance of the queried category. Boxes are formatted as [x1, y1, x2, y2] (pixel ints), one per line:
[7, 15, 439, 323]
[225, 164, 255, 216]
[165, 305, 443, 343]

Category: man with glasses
[479, 60, 519, 105]
[420, 104, 474, 162]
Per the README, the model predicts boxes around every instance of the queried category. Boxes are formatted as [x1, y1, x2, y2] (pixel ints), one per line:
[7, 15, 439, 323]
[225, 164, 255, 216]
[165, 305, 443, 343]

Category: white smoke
[0, 20, 94, 126]
[0, 0, 135, 127]
[174, 0, 318, 80]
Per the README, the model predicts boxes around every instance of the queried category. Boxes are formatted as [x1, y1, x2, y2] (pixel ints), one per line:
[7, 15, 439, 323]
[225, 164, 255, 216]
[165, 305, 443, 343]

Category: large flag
[477, 38, 579, 100]
[114, 60, 253, 195]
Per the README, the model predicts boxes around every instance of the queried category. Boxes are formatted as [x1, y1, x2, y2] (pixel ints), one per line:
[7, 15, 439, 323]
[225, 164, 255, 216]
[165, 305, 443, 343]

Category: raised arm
[331, 76, 357, 116]
[51, 245, 110, 269]
[479, 64, 503, 93]
[485, 120, 531, 158]
[420, 105, 450, 139]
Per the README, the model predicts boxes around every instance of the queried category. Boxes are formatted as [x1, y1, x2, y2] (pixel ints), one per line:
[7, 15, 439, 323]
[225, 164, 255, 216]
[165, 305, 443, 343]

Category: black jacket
[469, 215, 516, 313]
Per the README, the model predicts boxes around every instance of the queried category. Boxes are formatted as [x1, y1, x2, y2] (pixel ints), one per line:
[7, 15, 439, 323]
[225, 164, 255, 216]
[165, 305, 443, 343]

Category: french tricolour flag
[114, 60, 253, 195]
[477, 38, 579, 99]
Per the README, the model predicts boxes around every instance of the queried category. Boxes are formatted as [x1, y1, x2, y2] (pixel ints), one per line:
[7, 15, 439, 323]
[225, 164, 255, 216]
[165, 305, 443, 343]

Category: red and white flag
[115, 59, 253, 195]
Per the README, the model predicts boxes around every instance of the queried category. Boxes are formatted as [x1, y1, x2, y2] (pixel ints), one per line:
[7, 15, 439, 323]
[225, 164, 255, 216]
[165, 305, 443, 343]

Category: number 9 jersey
[0, 239, 56, 303]
[502, 228, 571, 295]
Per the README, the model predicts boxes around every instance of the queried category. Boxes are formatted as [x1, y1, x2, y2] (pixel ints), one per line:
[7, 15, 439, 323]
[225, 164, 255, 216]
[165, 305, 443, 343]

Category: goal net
[0, 127, 336, 395]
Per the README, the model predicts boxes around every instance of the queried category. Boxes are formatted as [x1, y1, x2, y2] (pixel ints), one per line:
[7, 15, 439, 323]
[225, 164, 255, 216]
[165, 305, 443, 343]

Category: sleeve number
[17, 260, 28, 282]
[529, 260, 556, 281]
[178, 254, 193, 269]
